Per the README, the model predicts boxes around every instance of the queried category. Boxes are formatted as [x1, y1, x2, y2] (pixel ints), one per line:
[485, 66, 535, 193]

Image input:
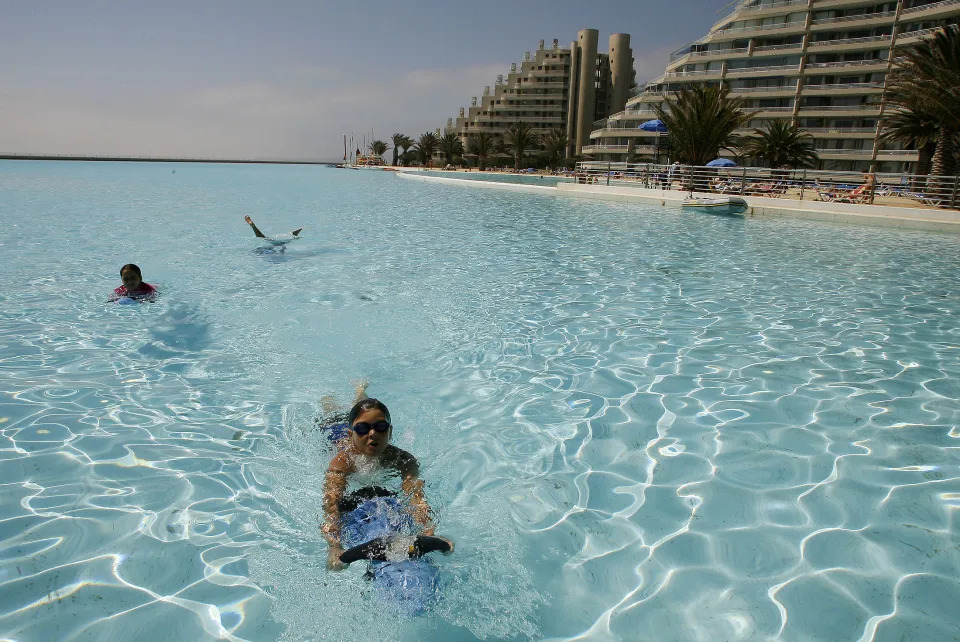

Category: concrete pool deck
[396, 169, 960, 235]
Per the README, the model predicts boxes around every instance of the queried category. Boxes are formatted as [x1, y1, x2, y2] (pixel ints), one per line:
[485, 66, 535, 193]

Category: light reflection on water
[0, 161, 959, 640]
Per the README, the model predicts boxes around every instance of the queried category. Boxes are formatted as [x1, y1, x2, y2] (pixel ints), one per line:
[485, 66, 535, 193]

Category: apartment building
[444, 29, 635, 159]
[587, 0, 960, 172]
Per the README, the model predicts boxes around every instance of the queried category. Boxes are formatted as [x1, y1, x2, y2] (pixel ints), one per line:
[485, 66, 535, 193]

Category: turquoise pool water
[1, 160, 959, 641]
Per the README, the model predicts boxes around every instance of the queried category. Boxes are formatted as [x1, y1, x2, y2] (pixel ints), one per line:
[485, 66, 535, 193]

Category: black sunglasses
[352, 420, 391, 436]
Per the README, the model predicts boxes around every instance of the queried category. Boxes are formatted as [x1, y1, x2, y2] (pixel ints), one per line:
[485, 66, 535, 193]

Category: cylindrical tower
[608, 33, 632, 116]
[574, 28, 598, 156]
[565, 39, 580, 157]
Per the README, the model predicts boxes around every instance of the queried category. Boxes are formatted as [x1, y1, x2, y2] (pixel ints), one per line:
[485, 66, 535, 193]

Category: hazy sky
[0, 0, 730, 161]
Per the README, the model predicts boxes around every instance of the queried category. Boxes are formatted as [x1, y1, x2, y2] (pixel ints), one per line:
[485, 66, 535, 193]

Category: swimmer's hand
[244, 215, 254, 225]
[327, 545, 347, 571]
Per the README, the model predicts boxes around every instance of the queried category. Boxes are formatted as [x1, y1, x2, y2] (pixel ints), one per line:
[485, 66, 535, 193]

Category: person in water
[244, 215, 303, 240]
[109, 264, 157, 302]
[322, 398, 453, 571]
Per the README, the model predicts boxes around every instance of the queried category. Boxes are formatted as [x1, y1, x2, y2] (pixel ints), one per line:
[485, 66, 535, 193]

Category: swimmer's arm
[322, 456, 349, 569]
[244, 215, 267, 238]
[398, 453, 434, 535]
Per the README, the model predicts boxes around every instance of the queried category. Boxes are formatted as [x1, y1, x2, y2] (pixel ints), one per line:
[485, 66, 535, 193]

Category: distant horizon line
[0, 153, 342, 165]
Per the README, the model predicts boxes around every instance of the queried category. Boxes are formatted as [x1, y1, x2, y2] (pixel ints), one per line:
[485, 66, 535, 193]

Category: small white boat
[681, 196, 749, 216]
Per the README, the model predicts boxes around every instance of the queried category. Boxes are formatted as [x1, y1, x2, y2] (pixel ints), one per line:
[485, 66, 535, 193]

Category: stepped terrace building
[444, 29, 635, 159]
[587, 0, 960, 172]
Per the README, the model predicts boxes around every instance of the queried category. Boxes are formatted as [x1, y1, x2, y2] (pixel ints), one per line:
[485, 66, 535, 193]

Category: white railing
[805, 59, 886, 69]
[727, 64, 801, 74]
[581, 144, 630, 152]
[810, 10, 896, 26]
[714, 20, 807, 36]
[748, 106, 795, 111]
[572, 161, 959, 209]
[809, 34, 892, 47]
[879, 149, 920, 157]
[798, 104, 881, 110]
[803, 82, 885, 90]
[753, 43, 804, 53]
[804, 127, 876, 134]
[691, 47, 750, 57]
[665, 69, 723, 78]
[897, 27, 943, 41]
[730, 85, 796, 92]
[814, 148, 871, 155]
[901, 0, 960, 15]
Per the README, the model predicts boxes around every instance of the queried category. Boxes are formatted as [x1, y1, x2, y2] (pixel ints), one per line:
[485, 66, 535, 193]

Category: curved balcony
[901, 0, 960, 17]
[805, 127, 877, 137]
[808, 34, 892, 50]
[897, 27, 946, 44]
[798, 104, 881, 116]
[752, 43, 804, 56]
[726, 64, 802, 77]
[729, 85, 797, 94]
[802, 81, 885, 94]
[810, 10, 897, 31]
[581, 144, 630, 154]
[712, 21, 807, 39]
[804, 59, 888, 72]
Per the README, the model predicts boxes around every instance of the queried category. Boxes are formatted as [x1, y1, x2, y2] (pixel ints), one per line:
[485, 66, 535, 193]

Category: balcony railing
[730, 85, 796, 92]
[581, 144, 630, 152]
[897, 27, 944, 42]
[805, 59, 886, 69]
[810, 10, 896, 26]
[747, 106, 795, 111]
[664, 69, 723, 78]
[803, 82, 885, 90]
[901, 0, 960, 15]
[714, 20, 807, 36]
[798, 104, 881, 111]
[809, 34, 892, 47]
[691, 46, 750, 58]
[814, 148, 871, 155]
[735, 0, 808, 14]
[805, 127, 876, 134]
[727, 64, 801, 74]
[752, 43, 804, 53]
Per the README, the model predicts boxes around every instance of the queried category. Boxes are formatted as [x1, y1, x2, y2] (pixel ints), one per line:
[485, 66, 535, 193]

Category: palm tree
[503, 121, 541, 170]
[541, 129, 568, 170]
[391, 133, 413, 166]
[887, 25, 960, 177]
[652, 84, 754, 166]
[438, 133, 464, 167]
[368, 140, 388, 162]
[880, 107, 939, 180]
[467, 132, 497, 170]
[414, 132, 439, 167]
[741, 120, 818, 169]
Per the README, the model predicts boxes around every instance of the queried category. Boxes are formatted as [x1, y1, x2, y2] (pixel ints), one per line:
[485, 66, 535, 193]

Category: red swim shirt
[112, 282, 157, 300]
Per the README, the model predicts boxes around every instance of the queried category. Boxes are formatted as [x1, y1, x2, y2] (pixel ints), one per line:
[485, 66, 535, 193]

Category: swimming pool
[1, 160, 958, 641]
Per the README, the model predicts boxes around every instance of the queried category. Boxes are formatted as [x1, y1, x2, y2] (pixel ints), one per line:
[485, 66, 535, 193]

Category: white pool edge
[394, 170, 960, 235]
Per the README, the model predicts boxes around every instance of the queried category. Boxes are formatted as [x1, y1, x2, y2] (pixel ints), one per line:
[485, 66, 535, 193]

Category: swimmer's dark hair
[347, 398, 391, 425]
[120, 263, 142, 278]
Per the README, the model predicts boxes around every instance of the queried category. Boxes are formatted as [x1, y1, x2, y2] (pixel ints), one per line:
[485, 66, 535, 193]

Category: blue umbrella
[638, 119, 668, 132]
[706, 158, 738, 167]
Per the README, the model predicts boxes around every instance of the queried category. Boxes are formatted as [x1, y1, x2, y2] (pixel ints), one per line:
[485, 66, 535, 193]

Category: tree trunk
[392, 148, 399, 166]
[930, 128, 956, 179]
[917, 141, 935, 177]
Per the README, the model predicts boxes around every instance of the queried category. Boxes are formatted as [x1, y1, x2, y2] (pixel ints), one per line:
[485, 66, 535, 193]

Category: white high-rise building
[587, 0, 959, 172]
[445, 30, 635, 159]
